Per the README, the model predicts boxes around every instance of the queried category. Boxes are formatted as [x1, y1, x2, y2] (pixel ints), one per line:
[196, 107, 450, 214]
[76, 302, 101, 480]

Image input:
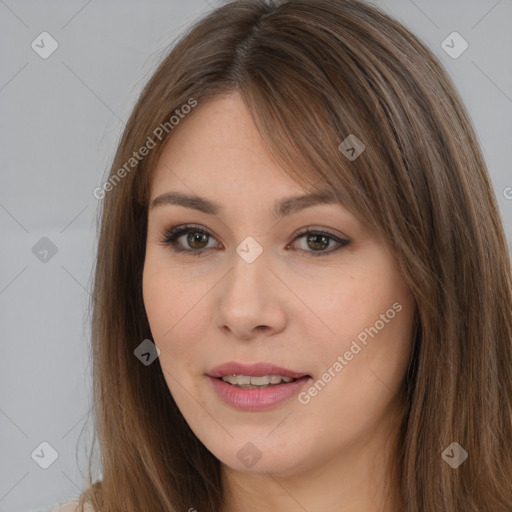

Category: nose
[214, 246, 288, 340]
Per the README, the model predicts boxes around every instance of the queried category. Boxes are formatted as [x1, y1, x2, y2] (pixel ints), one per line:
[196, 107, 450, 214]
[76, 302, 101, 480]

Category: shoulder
[49, 503, 79, 512]
[46, 500, 95, 512]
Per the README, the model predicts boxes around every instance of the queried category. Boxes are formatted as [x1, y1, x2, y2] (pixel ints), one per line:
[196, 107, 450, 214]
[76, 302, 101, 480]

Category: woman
[53, 0, 512, 510]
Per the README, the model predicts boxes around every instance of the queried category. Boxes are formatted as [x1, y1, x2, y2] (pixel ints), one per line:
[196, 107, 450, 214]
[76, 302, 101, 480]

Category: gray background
[1, 1, 511, 510]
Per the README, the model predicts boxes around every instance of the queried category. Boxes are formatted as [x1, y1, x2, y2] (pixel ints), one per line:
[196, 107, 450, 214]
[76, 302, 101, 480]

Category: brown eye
[161, 224, 350, 258]
[305, 233, 330, 251]
[162, 225, 218, 257]
[290, 228, 350, 257]
[186, 231, 209, 250]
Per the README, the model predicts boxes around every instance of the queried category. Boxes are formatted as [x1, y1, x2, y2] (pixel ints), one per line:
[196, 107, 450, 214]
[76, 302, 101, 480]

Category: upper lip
[208, 361, 310, 379]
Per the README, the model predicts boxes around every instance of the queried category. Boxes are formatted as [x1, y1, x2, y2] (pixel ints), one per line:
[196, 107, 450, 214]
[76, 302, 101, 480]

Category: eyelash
[159, 224, 350, 258]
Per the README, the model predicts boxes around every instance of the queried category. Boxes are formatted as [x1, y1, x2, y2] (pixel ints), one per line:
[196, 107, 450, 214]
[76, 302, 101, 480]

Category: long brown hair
[77, 0, 512, 510]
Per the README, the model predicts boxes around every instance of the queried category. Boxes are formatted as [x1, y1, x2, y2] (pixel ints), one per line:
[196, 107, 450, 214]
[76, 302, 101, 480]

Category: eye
[159, 224, 350, 258]
[290, 227, 351, 256]
[160, 224, 218, 257]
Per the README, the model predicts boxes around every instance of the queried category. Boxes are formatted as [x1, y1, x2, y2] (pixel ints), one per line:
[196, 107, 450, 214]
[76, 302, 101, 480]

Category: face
[143, 92, 415, 478]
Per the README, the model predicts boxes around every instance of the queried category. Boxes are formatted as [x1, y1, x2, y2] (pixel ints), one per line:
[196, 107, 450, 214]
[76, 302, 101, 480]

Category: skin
[142, 92, 416, 512]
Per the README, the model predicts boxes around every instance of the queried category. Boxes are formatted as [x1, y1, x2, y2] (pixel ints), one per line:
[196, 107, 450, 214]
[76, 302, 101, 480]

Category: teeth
[220, 374, 296, 387]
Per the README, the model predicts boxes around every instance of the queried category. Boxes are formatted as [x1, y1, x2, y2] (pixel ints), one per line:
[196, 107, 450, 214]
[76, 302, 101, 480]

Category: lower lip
[208, 376, 311, 411]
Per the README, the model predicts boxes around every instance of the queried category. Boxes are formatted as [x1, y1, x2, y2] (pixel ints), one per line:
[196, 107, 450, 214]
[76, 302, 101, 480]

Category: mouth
[207, 362, 312, 410]
[218, 374, 303, 388]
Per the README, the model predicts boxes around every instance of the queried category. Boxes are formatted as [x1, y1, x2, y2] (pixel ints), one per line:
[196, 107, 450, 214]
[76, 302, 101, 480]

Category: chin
[203, 433, 314, 477]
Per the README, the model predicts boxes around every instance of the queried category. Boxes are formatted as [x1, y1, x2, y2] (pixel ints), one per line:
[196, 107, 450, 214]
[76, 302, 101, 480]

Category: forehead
[145, 95, 374, 238]
[149, 93, 313, 199]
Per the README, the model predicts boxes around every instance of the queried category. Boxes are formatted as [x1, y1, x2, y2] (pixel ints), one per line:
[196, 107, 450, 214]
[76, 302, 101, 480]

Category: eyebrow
[149, 189, 339, 219]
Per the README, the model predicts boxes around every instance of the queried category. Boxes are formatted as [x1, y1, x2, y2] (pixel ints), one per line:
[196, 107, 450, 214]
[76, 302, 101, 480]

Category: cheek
[305, 269, 391, 341]
[143, 258, 189, 336]
[308, 257, 414, 372]
[302, 279, 414, 441]
[142, 261, 210, 373]
[142, 266, 174, 339]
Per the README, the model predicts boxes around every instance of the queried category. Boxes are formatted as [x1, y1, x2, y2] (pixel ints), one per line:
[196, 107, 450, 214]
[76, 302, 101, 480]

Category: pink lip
[207, 361, 312, 411]
[207, 361, 309, 379]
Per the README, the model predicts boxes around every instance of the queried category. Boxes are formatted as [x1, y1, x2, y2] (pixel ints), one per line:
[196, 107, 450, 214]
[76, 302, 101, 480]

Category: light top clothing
[30, 500, 93, 512]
